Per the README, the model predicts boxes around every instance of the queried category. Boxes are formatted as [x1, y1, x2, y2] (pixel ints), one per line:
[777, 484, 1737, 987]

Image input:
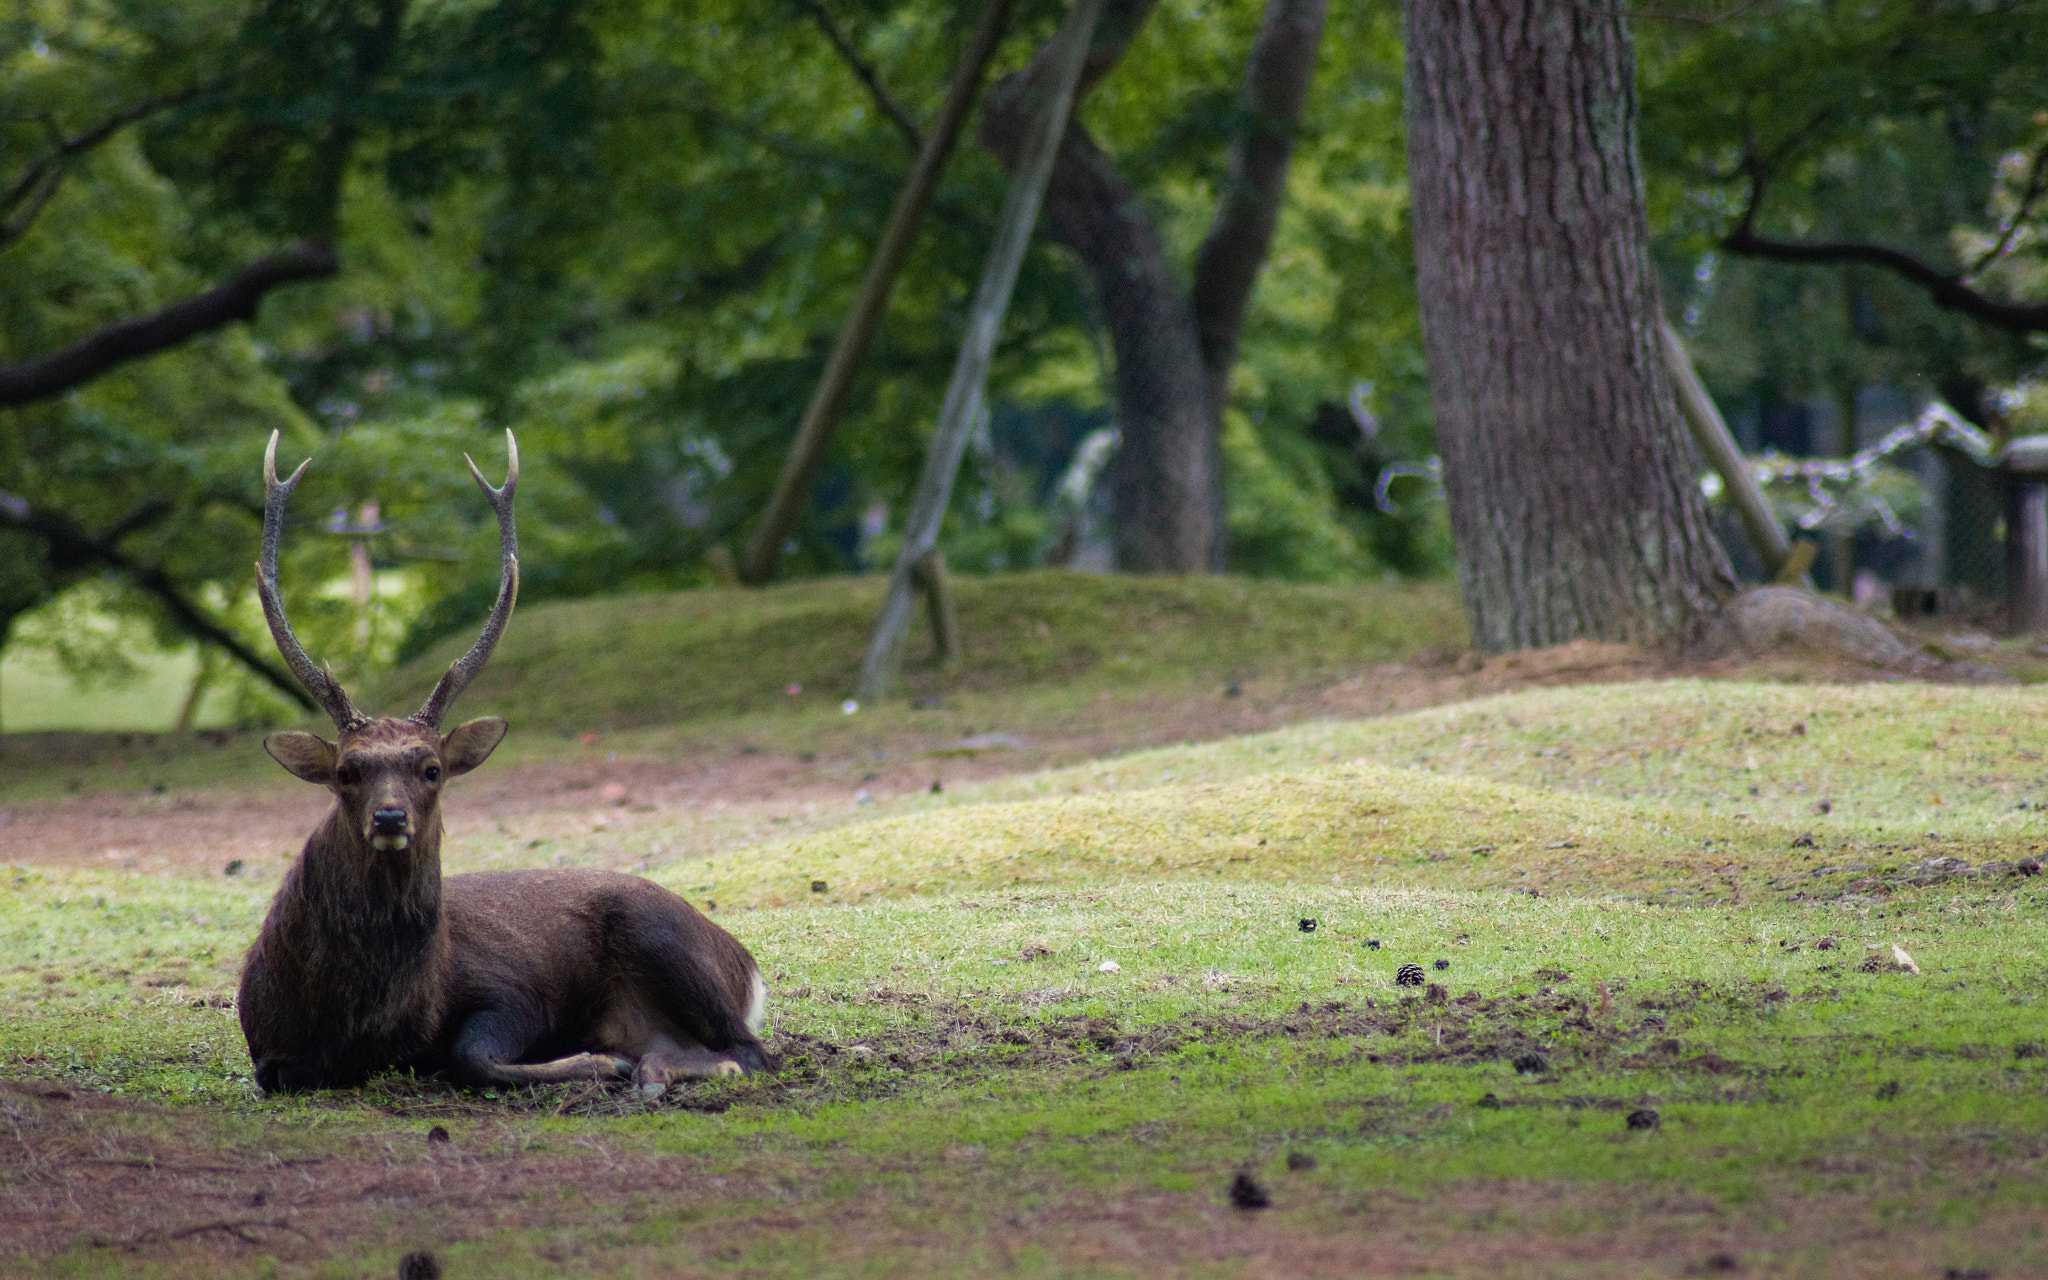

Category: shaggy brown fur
[238, 716, 769, 1095]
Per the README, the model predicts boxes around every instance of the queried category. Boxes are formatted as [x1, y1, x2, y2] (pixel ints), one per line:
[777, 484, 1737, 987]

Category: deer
[236, 430, 769, 1096]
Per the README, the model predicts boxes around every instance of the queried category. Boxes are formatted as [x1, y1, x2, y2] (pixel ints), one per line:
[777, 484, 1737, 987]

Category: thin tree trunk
[1404, 0, 1733, 652]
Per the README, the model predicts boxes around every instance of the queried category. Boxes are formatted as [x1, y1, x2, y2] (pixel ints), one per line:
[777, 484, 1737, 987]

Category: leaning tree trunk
[1404, 0, 1733, 651]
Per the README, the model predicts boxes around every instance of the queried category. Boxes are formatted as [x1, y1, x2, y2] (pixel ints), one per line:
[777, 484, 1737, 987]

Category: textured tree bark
[1404, 0, 1732, 651]
[981, 0, 1324, 573]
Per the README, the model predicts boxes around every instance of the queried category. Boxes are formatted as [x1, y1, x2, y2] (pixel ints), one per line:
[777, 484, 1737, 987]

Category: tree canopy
[7, 0, 2048, 713]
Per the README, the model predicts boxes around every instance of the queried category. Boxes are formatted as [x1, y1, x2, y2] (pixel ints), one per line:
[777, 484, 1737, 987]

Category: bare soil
[4, 1064, 2036, 1279]
[0, 638, 2004, 877]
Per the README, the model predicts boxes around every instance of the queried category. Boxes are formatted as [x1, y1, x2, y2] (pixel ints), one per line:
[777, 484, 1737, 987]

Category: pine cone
[397, 1251, 442, 1280]
[1229, 1170, 1272, 1209]
[1298, 917, 1317, 933]
[1395, 963, 1426, 986]
[1433, 958, 1450, 970]
[1626, 1108, 1660, 1132]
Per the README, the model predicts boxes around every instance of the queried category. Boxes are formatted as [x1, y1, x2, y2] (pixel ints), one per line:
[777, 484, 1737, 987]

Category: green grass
[374, 571, 1468, 729]
[10, 671, 2048, 1276]
[0, 643, 241, 734]
[7, 873, 2048, 1275]
[0, 572, 1464, 803]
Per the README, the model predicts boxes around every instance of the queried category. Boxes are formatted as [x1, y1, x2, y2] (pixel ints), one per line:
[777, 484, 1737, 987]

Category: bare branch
[0, 487, 317, 712]
[1723, 175, 2048, 335]
[1, 85, 212, 247]
[800, 0, 924, 151]
[0, 240, 339, 408]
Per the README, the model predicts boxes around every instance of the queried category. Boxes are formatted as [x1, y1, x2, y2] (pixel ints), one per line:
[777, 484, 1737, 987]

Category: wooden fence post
[2006, 435, 2048, 633]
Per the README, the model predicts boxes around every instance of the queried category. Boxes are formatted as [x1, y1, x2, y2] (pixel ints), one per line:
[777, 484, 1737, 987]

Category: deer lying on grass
[237, 431, 768, 1095]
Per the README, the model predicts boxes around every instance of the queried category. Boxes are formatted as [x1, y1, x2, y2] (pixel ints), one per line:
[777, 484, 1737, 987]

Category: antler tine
[412, 430, 520, 730]
[256, 431, 368, 733]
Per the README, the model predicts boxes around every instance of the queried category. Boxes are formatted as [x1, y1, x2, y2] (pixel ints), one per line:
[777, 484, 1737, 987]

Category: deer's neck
[299, 806, 447, 930]
[271, 806, 452, 1033]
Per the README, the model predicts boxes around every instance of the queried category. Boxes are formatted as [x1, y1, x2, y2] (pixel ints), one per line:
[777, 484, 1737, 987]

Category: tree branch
[0, 490, 317, 711]
[800, 0, 924, 151]
[1724, 168, 2048, 336]
[1189, 0, 1328, 399]
[978, 0, 1230, 572]
[1, 86, 212, 247]
[0, 240, 339, 408]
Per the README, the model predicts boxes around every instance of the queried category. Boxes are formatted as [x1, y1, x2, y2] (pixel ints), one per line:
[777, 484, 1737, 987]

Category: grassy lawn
[0, 572, 1464, 804]
[4, 579, 2046, 1277]
[0, 643, 244, 735]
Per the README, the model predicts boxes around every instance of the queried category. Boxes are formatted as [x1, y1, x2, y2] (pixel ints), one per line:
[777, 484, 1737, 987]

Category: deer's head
[255, 431, 520, 855]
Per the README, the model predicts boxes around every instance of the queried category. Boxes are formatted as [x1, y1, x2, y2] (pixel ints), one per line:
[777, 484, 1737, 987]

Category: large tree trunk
[1404, 0, 1733, 651]
[981, 0, 1324, 573]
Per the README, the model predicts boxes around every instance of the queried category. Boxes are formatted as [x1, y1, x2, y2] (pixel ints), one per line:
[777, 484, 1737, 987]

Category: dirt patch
[322, 978, 1802, 1125]
[4, 1077, 2041, 1278]
[0, 636, 2012, 878]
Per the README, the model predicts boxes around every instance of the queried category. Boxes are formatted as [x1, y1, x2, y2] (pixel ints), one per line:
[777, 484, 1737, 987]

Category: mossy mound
[375, 572, 1465, 730]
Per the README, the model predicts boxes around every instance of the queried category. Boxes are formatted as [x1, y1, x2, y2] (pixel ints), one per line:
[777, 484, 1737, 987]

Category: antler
[257, 431, 369, 733]
[411, 430, 519, 730]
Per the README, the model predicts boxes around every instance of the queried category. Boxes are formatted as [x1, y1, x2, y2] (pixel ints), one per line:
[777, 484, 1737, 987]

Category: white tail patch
[745, 968, 767, 1033]
[1891, 943, 1920, 974]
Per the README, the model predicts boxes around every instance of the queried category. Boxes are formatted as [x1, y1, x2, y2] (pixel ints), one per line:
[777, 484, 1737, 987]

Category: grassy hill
[374, 572, 1467, 730]
[6, 671, 2048, 1275]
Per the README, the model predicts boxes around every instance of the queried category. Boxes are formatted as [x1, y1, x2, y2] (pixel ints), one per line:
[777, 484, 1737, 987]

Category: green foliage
[1639, 0, 2048, 414]
[5, 0, 1442, 720]
[1220, 410, 1370, 580]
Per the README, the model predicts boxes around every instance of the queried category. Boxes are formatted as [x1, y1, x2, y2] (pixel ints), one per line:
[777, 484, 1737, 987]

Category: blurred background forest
[3, 0, 2046, 729]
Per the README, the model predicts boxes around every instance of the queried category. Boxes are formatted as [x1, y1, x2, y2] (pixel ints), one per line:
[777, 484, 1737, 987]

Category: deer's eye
[335, 765, 360, 786]
[423, 765, 441, 782]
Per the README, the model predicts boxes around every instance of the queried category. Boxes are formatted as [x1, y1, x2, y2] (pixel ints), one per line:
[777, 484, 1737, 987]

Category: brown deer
[237, 431, 769, 1095]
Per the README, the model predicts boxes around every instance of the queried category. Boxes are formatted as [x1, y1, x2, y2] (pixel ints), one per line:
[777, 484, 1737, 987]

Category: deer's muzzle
[370, 807, 412, 851]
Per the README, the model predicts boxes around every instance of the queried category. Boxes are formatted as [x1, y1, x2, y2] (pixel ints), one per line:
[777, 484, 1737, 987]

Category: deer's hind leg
[604, 915, 772, 1095]
[592, 993, 752, 1097]
[449, 1006, 632, 1086]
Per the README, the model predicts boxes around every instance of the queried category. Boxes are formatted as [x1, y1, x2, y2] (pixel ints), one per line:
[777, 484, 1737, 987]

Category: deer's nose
[371, 808, 409, 835]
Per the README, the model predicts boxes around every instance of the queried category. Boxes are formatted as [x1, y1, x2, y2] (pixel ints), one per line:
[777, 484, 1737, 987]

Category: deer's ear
[265, 732, 337, 784]
[442, 717, 508, 778]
